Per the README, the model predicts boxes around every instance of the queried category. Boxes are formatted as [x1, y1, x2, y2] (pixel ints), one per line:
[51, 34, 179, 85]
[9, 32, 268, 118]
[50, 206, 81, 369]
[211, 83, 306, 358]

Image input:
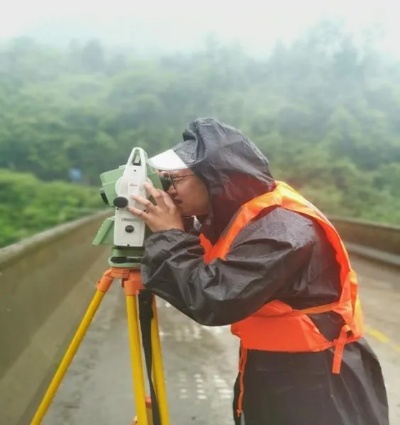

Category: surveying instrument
[32, 148, 171, 425]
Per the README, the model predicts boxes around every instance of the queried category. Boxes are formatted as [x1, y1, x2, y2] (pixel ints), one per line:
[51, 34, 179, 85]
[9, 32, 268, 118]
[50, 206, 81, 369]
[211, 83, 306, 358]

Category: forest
[1, 20, 400, 247]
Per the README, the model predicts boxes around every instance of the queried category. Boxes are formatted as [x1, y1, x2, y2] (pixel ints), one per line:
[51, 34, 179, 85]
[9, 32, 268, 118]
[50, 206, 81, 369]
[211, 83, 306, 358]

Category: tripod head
[92, 147, 169, 268]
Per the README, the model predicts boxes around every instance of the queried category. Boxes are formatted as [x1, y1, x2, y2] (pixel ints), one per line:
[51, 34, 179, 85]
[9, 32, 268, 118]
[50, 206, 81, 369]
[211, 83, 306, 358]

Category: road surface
[43, 254, 400, 425]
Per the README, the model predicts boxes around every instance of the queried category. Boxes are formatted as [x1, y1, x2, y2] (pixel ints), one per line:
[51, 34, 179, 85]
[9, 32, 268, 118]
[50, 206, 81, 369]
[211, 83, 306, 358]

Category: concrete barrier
[330, 217, 400, 268]
[0, 211, 110, 425]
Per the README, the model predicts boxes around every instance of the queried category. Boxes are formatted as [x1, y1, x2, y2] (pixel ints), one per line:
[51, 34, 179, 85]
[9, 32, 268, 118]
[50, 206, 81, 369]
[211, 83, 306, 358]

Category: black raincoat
[141, 118, 389, 425]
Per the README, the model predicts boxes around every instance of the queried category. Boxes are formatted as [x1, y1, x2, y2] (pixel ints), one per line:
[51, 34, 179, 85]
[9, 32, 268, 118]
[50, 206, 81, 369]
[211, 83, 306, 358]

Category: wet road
[44, 254, 400, 425]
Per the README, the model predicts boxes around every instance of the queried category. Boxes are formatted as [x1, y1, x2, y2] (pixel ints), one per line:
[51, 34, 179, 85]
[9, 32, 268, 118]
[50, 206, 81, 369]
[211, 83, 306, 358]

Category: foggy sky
[0, 0, 399, 56]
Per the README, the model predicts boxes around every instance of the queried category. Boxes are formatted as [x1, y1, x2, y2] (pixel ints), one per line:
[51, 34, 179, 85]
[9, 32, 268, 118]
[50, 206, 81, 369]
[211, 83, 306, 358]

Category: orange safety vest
[199, 181, 364, 415]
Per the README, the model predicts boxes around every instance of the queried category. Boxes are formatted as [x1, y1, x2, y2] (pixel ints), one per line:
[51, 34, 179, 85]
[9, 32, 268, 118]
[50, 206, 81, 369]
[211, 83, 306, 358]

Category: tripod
[31, 266, 170, 425]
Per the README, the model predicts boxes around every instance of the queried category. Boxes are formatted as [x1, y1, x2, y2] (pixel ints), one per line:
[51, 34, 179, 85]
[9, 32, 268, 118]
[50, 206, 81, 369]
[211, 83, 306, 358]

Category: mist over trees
[1, 20, 400, 247]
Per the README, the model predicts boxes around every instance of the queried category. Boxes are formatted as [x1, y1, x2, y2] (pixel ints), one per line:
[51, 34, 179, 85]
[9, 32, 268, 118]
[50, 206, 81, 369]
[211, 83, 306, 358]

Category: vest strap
[332, 324, 351, 374]
[236, 344, 248, 418]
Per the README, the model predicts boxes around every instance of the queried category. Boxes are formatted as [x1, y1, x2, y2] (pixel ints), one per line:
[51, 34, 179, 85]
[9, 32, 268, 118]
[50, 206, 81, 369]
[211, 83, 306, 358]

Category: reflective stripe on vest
[199, 181, 364, 372]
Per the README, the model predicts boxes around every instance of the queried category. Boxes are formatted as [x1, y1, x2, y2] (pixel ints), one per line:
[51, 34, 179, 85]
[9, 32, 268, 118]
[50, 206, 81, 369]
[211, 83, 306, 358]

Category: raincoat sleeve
[141, 208, 316, 326]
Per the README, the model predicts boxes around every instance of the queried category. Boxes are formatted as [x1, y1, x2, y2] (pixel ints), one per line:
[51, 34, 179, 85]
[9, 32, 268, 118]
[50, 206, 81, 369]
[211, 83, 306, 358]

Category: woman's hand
[128, 182, 185, 233]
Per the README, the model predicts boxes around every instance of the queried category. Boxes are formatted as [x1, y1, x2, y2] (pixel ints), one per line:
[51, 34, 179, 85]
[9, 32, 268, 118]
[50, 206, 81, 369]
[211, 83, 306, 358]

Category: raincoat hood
[174, 118, 275, 239]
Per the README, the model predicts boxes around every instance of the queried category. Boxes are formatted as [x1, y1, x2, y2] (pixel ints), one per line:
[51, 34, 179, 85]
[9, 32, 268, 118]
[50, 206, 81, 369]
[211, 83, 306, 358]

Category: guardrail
[0, 213, 399, 424]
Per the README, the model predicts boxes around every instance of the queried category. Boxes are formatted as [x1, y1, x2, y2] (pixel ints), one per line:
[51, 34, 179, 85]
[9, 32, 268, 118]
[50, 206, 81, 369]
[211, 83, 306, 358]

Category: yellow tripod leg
[31, 289, 107, 424]
[151, 296, 170, 425]
[126, 294, 149, 425]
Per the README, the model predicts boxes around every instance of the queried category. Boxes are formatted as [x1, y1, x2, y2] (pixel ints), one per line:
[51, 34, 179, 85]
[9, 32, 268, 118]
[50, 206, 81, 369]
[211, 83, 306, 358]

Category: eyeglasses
[160, 173, 194, 191]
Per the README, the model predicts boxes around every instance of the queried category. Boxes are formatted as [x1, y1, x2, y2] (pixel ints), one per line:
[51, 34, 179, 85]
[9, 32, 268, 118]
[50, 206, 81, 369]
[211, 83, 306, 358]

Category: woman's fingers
[128, 182, 184, 232]
[159, 190, 176, 209]
[144, 182, 168, 209]
[131, 193, 154, 211]
[144, 182, 177, 211]
[131, 183, 176, 211]
[128, 205, 149, 218]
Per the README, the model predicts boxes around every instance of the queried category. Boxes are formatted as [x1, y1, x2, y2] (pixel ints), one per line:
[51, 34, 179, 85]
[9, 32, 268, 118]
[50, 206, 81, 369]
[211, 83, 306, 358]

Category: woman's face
[162, 170, 210, 217]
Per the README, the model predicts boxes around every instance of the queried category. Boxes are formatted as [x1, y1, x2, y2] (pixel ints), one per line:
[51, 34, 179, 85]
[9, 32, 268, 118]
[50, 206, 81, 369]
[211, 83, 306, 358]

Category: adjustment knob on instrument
[113, 196, 129, 208]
